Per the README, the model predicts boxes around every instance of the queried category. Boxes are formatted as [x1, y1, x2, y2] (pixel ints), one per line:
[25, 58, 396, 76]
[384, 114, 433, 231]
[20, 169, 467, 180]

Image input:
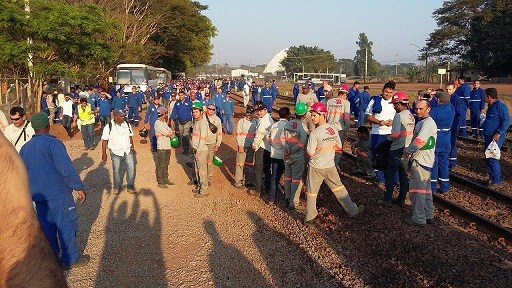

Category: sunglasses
[207, 108, 216, 111]
[10, 117, 21, 121]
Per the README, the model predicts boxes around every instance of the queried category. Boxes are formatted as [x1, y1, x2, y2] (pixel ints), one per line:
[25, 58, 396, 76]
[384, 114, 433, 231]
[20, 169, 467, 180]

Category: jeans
[99, 115, 111, 129]
[61, 115, 73, 137]
[269, 158, 285, 201]
[371, 134, 390, 183]
[222, 114, 234, 133]
[384, 148, 409, 203]
[253, 148, 271, 194]
[81, 123, 94, 148]
[110, 151, 135, 190]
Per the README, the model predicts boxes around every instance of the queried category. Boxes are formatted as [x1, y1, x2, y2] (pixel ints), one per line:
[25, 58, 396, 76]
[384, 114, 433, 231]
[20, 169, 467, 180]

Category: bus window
[117, 70, 132, 85]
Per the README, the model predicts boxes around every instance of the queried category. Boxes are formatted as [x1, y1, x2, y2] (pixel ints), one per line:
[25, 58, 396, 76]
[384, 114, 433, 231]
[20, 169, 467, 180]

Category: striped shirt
[307, 123, 342, 169]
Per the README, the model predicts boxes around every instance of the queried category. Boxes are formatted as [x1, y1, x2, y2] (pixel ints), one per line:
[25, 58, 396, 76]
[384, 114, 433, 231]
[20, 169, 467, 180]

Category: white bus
[293, 73, 346, 85]
[115, 64, 159, 94]
[156, 67, 172, 84]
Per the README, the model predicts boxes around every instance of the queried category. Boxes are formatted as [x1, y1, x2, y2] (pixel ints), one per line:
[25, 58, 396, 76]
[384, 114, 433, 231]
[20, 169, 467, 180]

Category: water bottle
[480, 113, 486, 126]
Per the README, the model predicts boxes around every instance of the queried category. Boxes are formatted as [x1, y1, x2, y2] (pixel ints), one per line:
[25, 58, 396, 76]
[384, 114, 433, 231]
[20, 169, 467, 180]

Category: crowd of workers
[0, 75, 509, 271]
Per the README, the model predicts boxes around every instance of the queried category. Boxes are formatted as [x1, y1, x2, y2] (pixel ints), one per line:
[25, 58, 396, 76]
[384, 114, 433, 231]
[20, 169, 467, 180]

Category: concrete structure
[263, 49, 288, 75]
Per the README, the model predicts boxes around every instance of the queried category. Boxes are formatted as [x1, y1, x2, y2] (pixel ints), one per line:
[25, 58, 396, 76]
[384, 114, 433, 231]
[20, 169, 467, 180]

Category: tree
[427, 0, 512, 76]
[353, 33, 379, 80]
[280, 45, 337, 74]
[407, 66, 422, 83]
[337, 58, 355, 76]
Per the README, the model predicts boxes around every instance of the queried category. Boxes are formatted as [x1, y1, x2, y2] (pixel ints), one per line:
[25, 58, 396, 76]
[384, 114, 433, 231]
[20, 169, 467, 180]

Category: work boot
[61, 255, 90, 270]
[157, 183, 168, 189]
[164, 179, 175, 185]
[349, 205, 366, 218]
[194, 193, 209, 198]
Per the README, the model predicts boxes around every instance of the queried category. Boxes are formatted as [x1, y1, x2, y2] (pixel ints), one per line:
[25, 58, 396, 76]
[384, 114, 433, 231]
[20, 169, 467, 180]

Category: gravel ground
[56, 95, 512, 287]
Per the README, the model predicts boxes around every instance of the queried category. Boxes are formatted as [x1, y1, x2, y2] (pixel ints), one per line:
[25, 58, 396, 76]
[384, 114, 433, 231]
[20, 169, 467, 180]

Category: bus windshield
[117, 69, 147, 85]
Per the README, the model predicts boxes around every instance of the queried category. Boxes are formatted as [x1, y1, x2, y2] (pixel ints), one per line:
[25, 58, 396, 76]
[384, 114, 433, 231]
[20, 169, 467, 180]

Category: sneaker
[187, 180, 198, 185]
[404, 218, 426, 227]
[304, 219, 322, 229]
[364, 174, 376, 181]
[89, 146, 95, 150]
[245, 182, 255, 187]
[294, 205, 306, 212]
[487, 181, 502, 189]
[164, 179, 175, 185]
[127, 188, 137, 194]
[61, 256, 89, 270]
[378, 199, 392, 207]
[233, 182, 244, 189]
[349, 205, 365, 218]
[426, 218, 437, 224]
[157, 183, 168, 189]
[192, 189, 200, 194]
[194, 193, 209, 198]
[264, 198, 275, 205]
[391, 198, 405, 208]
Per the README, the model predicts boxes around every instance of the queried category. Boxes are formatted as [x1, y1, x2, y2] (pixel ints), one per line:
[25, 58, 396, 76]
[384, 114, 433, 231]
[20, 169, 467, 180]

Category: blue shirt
[455, 83, 471, 108]
[214, 93, 225, 108]
[270, 83, 278, 98]
[98, 97, 112, 116]
[251, 85, 259, 96]
[87, 94, 98, 110]
[348, 87, 360, 105]
[145, 103, 163, 126]
[127, 92, 141, 108]
[222, 98, 235, 115]
[201, 98, 214, 108]
[482, 99, 510, 137]
[470, 87, 485, 111]
[20, 134, 84, 201]
[316, 86, 325, 102]
[293, 83, 299, 102]
[430, 103, 456, 152]
[260, 87, 272, 102]
[112, 95, 127, 110]
[359, 91, 371, 109]
[170, 99, 193, 121]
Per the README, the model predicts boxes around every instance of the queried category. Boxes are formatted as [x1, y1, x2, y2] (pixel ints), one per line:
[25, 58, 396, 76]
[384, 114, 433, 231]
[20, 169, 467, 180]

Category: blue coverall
[430, 103, 455, 193]
[469, 87, 485, 136]
[482, 99, 510, 184]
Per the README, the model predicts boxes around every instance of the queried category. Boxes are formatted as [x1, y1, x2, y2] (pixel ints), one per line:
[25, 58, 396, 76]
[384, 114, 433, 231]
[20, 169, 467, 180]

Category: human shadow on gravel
[72, 152, 94, 173]
[311, 164, 512, 286]
[247, 211, 345, 287]
[204, 220, 270, 288]
[77, 161, 111, 253]
[95, 189, 167, 287]
[216, 142, 237, 184]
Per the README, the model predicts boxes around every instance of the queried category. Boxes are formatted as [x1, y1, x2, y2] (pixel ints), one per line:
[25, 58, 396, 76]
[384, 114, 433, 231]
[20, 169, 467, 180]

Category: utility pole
[364, 46, 368, 84]
[395, 54, 398, 75]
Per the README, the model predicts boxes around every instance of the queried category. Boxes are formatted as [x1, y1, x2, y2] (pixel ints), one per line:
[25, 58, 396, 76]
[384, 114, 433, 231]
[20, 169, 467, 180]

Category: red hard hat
[310, 102, 327, 114]
[391, 91, 409, 103]
[339, 84, 349, 92]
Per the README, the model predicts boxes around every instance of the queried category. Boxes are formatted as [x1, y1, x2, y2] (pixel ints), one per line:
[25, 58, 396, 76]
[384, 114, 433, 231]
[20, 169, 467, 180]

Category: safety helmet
[294, 102, 308, 115]
[212, 154, 223, 166]
[170, 136, 180, 147]
[139, 128, 149, 138]
[391, 91, 409, 104]
[192, 101, 203, 110]
[310, 102, 327, 114]
[339, 84, 349, 92]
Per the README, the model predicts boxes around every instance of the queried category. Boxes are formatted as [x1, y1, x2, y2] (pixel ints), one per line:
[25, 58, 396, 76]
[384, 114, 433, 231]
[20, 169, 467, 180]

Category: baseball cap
[302, 83, 309, 88]
[157, 107, 168, 115]
[246, 106, 255, 114]
[226, 91, 231, 94]
[113, 109, 126, 117]
[254, 103, 267, 111]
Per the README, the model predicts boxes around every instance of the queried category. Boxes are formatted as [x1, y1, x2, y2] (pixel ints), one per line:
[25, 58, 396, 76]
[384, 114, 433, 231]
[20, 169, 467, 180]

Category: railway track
[230, 90, 512, 245]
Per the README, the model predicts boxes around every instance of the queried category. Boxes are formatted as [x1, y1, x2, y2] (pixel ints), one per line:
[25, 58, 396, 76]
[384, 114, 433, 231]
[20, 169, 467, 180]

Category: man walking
[482, 88, 510, 188]
[191, 102, 210, 198]
[234, 106, 257, 189]
[101, 109, 137, 194]
[3, 106, 35, 152]
[325, 86, 350, 170]
[144, 95, 163, 152]
[170, 91, 193, 155]
[128, 86, 142, 127]
[205, 103, 223, 187]
[20, 112, 88, 270]
[221, 91, 235, 134]
[74, 98, 97, 150]
[154, 107, 175, 188]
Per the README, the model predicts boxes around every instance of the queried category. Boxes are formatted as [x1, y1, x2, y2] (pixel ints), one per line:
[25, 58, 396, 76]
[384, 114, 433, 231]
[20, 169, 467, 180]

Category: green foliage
[354, 33, 379, 76]
[407, 66, 422, 83]
[337, 58, 355, 76]
[427, 0, 512, 76]
[280, 45, 337, 74]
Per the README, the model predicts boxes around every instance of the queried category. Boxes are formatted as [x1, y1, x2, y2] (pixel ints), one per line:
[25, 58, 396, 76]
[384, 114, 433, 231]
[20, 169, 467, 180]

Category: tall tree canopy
[353, 33, 379, 77]
[427, 0, 512, 76]
[280, 45, 337, 74]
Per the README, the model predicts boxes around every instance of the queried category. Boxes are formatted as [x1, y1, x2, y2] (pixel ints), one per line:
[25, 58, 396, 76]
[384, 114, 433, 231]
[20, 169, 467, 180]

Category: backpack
[372, 140, 392, 171]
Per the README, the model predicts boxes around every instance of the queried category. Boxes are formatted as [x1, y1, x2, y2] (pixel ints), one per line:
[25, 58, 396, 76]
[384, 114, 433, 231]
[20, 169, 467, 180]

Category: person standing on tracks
[348, 81, 361, 126]
[403, 100, 437, 226]
[325, 86, 350, 170]
[296, 83, 318, 134]
[154, 107, 175, 188]
[365, 81, 396, 187]
[247, 103, 274, 198]
[380, 91, 415, 207]
[260, 81, 275, 113]
[283, 102, 308, 211]
[251, 81, 259, 106]
[267, 107, 290, 204]
[455, 76, 471, 137]
[127, 86, 142, 127]
[446, 83, 462, 169]
[3, 107, 35, 152]
[221, 91, 235, 134]
[358, 85, 371, 127]
[234, 106, 257, 189]
[144, 95, 163, 152]
[430, 91, 456, 194]
[190, 102, 210, 197]
[170, 90, 193, 155]
[304, 102, 365, 227]
[482, 88, 510, 189]
[205, 103, 223, 187]
[469, 80, 486, 137]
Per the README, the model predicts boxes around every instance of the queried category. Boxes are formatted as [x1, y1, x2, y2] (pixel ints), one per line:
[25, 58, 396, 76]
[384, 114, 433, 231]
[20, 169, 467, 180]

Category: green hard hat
[420, 136, 436, 150]
[192, 101, 203, 110]
[212, 154, 223, 166]
[295, 102, 307, 115]
[170, 136, 180, 147]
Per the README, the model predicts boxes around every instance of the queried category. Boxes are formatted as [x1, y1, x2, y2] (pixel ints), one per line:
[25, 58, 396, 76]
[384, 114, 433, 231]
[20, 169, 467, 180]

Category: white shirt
[61, 99, 74, 116]
[0, 110, 8, 133]
[365, 97, 396, 135]
[101, 120, 133, 156]
[4, 121, 35, 152]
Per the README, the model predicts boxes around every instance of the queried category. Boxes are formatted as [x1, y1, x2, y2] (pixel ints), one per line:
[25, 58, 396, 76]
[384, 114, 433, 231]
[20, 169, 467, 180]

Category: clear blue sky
[200, 0, 444, 66]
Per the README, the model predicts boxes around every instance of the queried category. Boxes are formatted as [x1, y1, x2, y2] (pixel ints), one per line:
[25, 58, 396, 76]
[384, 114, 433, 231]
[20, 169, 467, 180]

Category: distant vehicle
[293, 73, 346, 85]
[172, 72, 186, 80]
[156, 67, 172, 84]
[115, 64, 159, 94]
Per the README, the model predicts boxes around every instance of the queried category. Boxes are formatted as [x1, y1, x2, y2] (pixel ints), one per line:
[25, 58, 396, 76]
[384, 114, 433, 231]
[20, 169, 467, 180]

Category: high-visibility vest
[78, 104, 95, 125]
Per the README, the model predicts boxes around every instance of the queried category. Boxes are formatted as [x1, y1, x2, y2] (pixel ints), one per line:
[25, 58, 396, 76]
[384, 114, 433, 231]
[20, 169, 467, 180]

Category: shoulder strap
[14, 121, 30, 146]
[109, 120, 132, 134]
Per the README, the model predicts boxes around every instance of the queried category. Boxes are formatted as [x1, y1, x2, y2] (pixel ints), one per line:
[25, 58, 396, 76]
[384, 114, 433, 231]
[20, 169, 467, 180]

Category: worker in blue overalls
[127, 86, 142, 127]
[469, 80, 486, 137]
[144, 95, 163, 152]
[447, 83, 462, 169]
[251, 81, 259, 106]
[213, 87, 225, 121]
[430, 91, 455, 193]
[293, 80, 300, 103]
[270, 79, 279, 104]
[222, 91, 235, 134]
[260, 81, 274, 113]
[455, 76, 471, 137]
